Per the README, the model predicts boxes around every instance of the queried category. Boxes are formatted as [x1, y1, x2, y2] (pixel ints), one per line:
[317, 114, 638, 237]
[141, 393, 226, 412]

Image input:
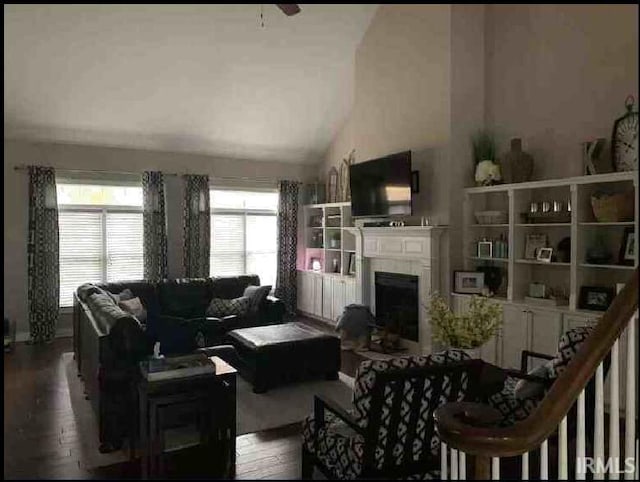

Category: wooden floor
[3, 319, 363, 480]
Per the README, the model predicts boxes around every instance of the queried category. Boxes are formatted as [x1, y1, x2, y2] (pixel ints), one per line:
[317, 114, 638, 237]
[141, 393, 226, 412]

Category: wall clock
[611, 95, 638, 172]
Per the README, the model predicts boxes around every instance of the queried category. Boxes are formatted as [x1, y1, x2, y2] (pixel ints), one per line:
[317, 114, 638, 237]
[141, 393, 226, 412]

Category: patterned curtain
[142, 171, 168, 280]
[183, 175, 210, 278]
[27, 166, 59, 343]
[275, 180, 300, 319]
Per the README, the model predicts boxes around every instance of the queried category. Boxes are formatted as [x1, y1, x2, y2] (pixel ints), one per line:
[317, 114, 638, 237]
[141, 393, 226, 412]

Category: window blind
[209, 189, 279, 286]
[106, 212, 143, 282]
[210, 214, 245, 276]
[58, 211, 103, 307]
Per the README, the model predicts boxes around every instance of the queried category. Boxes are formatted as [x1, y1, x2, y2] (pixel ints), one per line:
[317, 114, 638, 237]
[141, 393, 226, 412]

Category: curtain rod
[11, 164, 283, 183]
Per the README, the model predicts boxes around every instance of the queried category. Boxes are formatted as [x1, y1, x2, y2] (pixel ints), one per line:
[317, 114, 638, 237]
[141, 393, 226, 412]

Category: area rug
[63, 352, 354, 468]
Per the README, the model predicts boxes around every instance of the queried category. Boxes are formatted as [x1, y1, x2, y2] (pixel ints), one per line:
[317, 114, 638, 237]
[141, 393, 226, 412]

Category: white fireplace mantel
[345, 226, 446, 354]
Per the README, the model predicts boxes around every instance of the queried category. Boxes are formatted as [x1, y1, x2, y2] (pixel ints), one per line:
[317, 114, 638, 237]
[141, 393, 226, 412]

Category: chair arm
[263, 296, 285, 324]
[314, 394, 363, 435]
[520, 350, 555, 372]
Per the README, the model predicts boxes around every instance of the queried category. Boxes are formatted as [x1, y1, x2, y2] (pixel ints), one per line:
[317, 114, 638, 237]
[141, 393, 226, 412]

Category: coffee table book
[140, 353, 216, 382]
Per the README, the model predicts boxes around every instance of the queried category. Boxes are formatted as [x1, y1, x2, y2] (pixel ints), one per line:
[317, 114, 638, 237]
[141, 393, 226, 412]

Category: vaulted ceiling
[4, 4, 377, 163]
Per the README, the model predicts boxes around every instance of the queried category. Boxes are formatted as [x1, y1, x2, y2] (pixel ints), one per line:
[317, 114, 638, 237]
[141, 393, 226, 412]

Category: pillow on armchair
[206, 296, 251, 317]
[243, 285, 272, 313]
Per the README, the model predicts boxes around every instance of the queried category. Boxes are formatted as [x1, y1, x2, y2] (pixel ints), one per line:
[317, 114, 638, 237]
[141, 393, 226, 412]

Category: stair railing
[435, 269, 638, 480]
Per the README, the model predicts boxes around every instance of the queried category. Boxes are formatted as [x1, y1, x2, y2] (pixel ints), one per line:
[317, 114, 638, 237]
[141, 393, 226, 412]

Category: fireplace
[374, 272, 419, 342]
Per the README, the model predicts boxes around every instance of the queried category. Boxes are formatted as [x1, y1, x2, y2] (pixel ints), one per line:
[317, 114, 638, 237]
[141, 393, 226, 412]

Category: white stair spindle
[594, 362, 605, 480]
[491, 457, 500, 480]
[459, 451, 466, 480]
[559, 416, 568, 479]
[609, 339, 620, 480]
[441, 442, 448, 480]
[521, 452, 529, 480]
[451, 448, 458, 480]
[625, 314, 637, 481]
[576, 390, 586, 480]
[540, 440, 549, 480]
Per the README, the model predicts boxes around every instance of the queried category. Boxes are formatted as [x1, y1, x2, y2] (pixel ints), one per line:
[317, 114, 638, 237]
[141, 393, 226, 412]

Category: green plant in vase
[428, 294, 502, 351]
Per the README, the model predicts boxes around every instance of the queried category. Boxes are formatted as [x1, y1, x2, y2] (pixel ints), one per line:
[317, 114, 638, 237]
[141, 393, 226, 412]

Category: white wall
[4, 139, 311, 340]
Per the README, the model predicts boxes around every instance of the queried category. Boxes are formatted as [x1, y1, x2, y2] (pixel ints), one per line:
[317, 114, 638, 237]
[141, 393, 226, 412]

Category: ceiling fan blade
[276, 4, 301, 16]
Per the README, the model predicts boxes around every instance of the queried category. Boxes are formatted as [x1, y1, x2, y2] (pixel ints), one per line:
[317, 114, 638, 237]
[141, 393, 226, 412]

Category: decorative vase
[502, 138, 533, 183]
[475, 160, 502, 186]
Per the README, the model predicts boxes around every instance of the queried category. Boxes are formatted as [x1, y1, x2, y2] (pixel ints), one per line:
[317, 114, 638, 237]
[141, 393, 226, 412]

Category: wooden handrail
[434, 268, 638, 458]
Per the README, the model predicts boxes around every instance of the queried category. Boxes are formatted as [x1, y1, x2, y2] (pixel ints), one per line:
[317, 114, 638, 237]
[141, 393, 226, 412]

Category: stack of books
[141, 353, 216, 382]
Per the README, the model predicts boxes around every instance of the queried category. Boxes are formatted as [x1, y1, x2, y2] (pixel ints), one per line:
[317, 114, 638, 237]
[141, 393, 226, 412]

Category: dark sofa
[73, 275, 285, 452]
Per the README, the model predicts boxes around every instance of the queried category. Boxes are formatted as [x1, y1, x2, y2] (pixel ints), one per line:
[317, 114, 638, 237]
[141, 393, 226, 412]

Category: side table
[136, 356, 237, 479]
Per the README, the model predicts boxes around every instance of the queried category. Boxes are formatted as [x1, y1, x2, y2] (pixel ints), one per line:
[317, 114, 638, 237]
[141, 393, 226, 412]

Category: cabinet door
[313, 274, 323, 317]
[563, 314, 599, 332]
[344, 278, 356, 307]
[528, 308, 562, 369]
[501, 304, 528, 370]
[322, 276, 333, 320]
[297, 272, 306, 312]
[331, 279, 346, 324]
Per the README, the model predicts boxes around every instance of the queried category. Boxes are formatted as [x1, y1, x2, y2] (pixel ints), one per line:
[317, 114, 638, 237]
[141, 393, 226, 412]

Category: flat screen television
[349, 151, 412, 218]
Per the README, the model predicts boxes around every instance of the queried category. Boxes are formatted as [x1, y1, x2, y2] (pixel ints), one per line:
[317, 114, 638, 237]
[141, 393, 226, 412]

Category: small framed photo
[454, 271, 485, 294]
[579, 286, 614, 311]
[536, 247, 553, 263]
[619, 228, 636, 266]
[477, 241, 493, 259]
[524, 234, 547, 260]
[348, 252, 356, 275]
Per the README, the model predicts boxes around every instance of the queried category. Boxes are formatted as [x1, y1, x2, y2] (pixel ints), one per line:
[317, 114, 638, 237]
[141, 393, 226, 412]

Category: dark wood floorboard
[3, 318, 363, 479]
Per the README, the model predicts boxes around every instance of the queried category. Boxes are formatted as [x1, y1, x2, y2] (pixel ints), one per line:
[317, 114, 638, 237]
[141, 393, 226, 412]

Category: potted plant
[472, 131, 501, 186]
[428, 293, 502, 357]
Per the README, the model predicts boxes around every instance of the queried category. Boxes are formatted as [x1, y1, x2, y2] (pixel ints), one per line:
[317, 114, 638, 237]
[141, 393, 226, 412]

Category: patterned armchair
[301, 350, 492, 479]
[486, 326, 597, 426]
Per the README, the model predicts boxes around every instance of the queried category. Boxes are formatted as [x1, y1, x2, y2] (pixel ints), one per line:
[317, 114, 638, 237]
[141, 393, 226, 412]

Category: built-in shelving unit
[461, 171, 638, 311]
[301, 201, 355, 276]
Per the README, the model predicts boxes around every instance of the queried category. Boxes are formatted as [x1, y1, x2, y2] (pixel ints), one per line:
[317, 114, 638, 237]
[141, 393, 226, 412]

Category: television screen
[349, 151, 412, 218]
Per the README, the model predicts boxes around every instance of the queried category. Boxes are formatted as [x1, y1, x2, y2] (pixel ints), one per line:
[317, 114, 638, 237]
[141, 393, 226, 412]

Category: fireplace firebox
[374, 272, 419, 342]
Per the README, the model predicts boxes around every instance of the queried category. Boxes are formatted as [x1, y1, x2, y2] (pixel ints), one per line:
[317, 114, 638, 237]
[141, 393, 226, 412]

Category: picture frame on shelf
[348, 252, 356, 275]
[578, 286, 614, 311]
[536, 247, 553, 263]
[524, 233, 547, 259]
[528, 282, 546, 298]
[453, 271, 485, 294]
[619, 227, 635, 265]
[477, 241, 493, 258]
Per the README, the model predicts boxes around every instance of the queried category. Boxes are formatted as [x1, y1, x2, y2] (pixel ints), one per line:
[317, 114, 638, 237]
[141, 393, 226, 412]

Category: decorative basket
[474, 210, 508, 225]
[590, 191, 635, 222]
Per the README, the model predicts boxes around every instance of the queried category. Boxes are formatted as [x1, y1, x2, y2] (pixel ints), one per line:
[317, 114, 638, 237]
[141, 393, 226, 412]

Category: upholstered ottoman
[227, 323, 341, 393]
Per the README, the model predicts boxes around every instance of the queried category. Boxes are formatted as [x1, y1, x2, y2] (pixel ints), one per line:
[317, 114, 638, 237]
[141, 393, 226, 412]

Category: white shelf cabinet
[298, 270, 356, 325]
[301, 201, 355, 276]
[462, 171, 638, 308]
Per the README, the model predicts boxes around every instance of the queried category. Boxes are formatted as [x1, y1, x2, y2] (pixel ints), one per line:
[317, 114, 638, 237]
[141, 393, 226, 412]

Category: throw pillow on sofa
[119, 297, 147, 323]
[243, 285, 272, 313]
[206, 296, 251, 317]
[107, 288, 135, 304]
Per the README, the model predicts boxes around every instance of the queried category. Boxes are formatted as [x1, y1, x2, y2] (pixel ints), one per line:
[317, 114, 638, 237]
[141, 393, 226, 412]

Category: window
[210, 189, 279, 287]
[57, 183, 143, 307]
